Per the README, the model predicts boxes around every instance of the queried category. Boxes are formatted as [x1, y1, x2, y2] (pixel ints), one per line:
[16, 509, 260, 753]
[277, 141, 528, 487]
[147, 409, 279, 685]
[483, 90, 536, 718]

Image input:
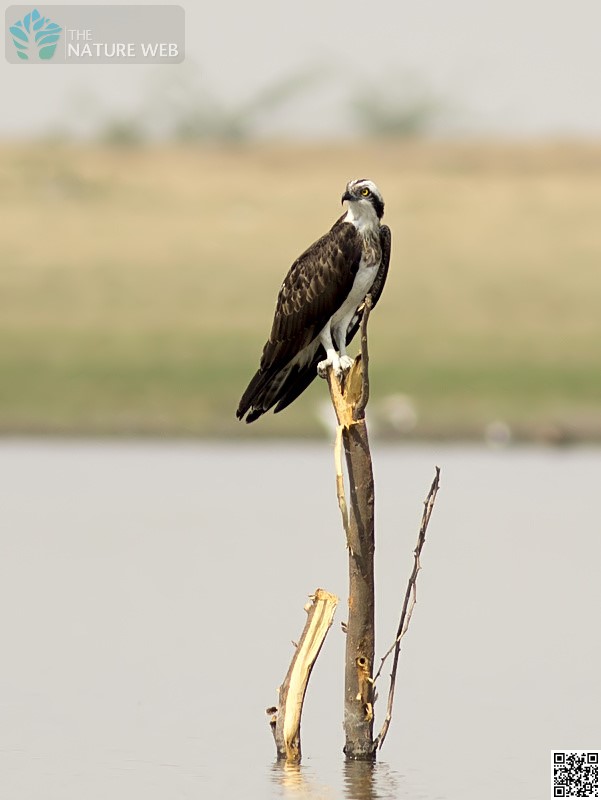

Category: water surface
[1, 441, 599, 799]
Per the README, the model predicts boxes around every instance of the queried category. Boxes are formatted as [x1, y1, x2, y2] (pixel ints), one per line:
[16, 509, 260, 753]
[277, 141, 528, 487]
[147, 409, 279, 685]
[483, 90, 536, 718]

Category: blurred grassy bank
[1, 140, 601, 440]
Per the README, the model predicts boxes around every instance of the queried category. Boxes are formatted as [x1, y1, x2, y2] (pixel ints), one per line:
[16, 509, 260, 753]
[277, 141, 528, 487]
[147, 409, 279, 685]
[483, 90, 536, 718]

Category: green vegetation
[1, 141, 601, 440]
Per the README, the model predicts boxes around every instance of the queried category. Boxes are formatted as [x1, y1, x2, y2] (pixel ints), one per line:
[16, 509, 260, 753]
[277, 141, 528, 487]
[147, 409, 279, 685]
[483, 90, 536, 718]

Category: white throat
[344, 199, 379, 233]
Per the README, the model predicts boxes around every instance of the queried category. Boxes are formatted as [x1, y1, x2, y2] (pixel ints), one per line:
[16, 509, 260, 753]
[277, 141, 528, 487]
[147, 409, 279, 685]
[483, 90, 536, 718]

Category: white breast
[337, 259, 377, 318]
[328, 255, 379, 348]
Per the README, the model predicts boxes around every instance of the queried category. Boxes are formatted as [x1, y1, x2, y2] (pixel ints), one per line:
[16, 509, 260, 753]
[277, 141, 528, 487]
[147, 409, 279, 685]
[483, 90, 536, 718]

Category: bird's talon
[339, 355, 354, 372]
[317, 360, 329, 379]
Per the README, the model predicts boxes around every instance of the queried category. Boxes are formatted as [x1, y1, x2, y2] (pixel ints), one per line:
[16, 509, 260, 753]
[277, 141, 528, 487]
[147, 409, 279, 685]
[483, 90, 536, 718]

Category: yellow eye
[361, 187, 370, 197]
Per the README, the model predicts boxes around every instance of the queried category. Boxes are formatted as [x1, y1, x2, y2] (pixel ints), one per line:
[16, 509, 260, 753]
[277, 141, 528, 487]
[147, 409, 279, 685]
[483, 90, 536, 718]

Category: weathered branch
[269, 588, 338, 762]
[341, 417, 376, 759]
[326, 295, 376, 759]
[372, 467, 441, 751]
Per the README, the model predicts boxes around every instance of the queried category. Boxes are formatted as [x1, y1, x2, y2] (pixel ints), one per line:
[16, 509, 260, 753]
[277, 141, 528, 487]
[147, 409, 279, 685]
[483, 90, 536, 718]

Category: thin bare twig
[372, 466, 441, 751]
[353, 294, 373, 421]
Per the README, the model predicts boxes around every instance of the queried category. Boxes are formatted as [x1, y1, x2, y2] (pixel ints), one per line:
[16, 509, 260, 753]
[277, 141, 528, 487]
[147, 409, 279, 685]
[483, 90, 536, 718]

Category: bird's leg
[334, 323, 354, 373]
[317, 347, 342, 379]
[338, 354, 355, 372]
[317, 327, 342, 378]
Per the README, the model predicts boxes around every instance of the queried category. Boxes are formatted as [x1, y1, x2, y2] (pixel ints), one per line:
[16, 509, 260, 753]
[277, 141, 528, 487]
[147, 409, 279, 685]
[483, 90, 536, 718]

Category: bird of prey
[236, 178, 391, 423]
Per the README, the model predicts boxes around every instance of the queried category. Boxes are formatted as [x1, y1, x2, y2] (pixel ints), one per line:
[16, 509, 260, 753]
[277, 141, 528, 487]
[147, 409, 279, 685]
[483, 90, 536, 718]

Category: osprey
[236, 178, 391, 423]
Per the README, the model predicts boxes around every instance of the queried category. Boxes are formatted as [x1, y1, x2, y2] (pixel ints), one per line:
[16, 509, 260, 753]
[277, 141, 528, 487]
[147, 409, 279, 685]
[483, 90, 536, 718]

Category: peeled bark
[270, 588, 339, 762]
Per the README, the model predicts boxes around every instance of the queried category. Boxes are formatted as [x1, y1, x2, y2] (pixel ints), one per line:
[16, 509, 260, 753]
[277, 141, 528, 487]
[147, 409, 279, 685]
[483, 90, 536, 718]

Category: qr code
[553, 751, 599, 798]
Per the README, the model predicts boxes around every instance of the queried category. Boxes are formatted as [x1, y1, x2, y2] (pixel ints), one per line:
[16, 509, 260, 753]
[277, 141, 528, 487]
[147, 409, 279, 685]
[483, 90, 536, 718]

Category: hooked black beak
[341, 190, 353, 204]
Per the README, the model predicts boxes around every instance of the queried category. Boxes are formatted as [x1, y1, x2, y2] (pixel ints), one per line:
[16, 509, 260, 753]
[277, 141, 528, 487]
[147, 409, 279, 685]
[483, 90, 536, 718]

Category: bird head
[341, 178, 385, 220]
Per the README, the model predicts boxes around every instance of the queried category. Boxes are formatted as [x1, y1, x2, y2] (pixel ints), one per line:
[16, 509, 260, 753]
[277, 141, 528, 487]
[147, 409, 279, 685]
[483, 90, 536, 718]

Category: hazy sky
[3, 0, 601, 138]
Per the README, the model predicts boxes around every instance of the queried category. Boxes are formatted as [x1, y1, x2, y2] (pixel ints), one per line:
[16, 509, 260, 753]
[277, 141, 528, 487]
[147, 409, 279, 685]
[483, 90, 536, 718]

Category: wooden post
[327, 296, 377, 760]
[269, 588, 339, 762]
[342, 412, 375, 758]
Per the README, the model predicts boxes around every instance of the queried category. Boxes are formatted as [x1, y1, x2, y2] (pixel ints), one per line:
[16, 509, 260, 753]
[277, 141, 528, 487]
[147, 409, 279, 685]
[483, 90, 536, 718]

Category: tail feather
[274, 351, 324, 415]
[236, 362, 296, 423]
[237, 366, 284, 422]
[236, 367, 274, 421]
[237, 343, 320, 423]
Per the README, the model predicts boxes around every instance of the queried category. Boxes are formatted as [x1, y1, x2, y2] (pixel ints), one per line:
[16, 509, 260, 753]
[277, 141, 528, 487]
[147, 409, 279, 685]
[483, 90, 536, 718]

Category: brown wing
[237, 219, 362, 421]
[260, 221, 362, 371]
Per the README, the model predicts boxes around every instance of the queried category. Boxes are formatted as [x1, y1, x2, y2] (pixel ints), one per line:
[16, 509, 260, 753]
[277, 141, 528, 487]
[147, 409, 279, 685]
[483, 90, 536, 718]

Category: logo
[6, 6, 184, 65]
[9, 8, 62, 61]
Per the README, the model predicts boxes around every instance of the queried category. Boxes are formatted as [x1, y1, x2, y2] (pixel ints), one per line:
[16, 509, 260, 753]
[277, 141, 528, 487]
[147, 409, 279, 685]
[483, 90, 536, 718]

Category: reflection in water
[270, 758, 403, 800]
[343, 760, 402, 800]
[343, 760, 378, 800]
[270, 761, 326, 798]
